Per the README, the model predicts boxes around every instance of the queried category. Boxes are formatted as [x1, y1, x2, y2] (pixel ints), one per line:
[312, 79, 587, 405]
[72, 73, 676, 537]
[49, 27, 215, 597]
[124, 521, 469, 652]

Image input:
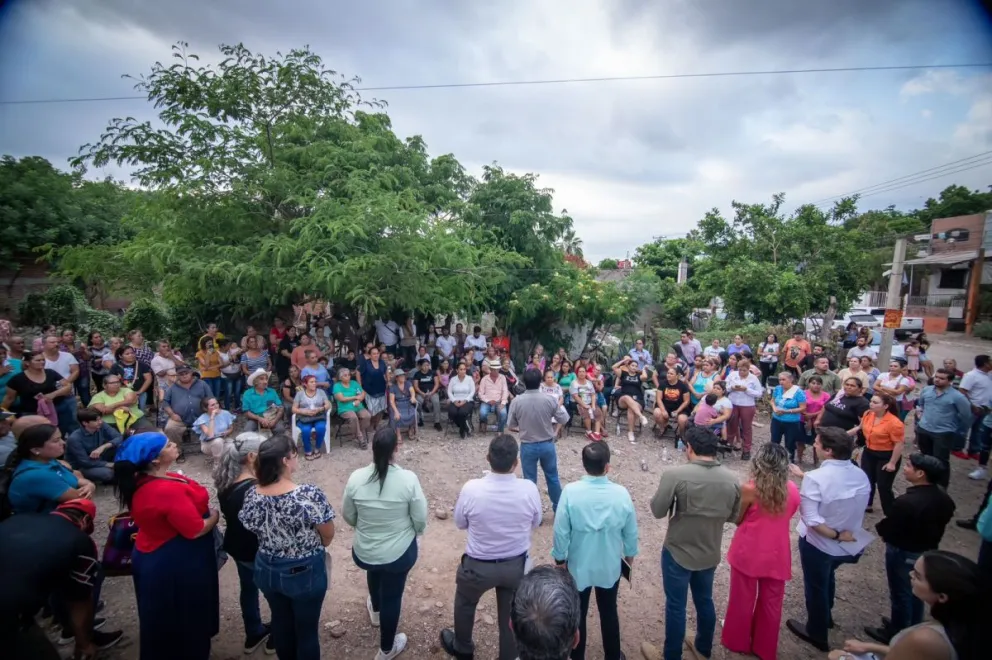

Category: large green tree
[60, 43, 516, 319]
[0, 155, 132, 266]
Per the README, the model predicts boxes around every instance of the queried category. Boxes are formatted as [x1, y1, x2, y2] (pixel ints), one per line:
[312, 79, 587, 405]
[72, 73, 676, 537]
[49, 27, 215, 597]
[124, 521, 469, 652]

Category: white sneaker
[968, 467, 988, 480]
[639, 414, 648, 427]
[628, 431, 636, 444]
[366, 596, 380, 627]
[611, 410, 619, 418]
[375, 633, 407, 659]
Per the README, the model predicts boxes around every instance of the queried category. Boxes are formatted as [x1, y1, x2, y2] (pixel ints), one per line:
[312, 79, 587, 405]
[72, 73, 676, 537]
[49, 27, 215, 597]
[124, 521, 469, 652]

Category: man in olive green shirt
[798, 356, 843, 395]
[649, 426, 740, 660]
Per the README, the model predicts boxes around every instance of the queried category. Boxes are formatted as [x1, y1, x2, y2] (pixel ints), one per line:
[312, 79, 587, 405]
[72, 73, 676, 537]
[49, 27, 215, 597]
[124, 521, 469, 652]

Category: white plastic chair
[291, 410, 332, 450]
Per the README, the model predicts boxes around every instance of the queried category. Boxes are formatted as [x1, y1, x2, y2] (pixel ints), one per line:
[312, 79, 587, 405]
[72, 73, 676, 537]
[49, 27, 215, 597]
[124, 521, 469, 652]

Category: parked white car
[866, 308, 924, 338]
[804, 312, 881, 336]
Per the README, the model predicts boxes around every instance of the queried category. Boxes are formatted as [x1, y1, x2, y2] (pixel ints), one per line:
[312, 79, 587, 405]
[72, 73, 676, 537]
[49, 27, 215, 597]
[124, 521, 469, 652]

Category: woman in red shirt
[114, 432, 220, 660]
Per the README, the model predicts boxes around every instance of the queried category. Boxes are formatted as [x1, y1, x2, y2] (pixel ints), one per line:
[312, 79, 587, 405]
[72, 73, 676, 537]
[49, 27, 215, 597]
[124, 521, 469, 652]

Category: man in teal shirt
[241, 369, 286, 434]
[552, 442, 638, 660]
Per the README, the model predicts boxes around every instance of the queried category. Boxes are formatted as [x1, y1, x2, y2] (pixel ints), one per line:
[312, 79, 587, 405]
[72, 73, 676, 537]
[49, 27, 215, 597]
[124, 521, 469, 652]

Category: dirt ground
[73, 407, 987, 660]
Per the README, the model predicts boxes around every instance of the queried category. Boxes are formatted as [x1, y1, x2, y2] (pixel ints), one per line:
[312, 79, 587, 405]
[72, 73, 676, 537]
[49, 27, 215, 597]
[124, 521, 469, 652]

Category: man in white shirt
[436, 327, 458, 363]
[846, 336, 877, 361]
[440, 435, 541, 660]
[702, 339, 722, 360]
[464, 326, 487, 366]
[42, 334, 81, 435]
[374, 318, 401, 355]
[957, 354, 992, 461]
[786, 427, 872, 652]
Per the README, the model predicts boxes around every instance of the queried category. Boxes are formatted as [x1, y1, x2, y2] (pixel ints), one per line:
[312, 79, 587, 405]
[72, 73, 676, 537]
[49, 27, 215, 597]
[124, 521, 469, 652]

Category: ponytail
[114, 460, 140, 510]
[368, 427, 398, 494]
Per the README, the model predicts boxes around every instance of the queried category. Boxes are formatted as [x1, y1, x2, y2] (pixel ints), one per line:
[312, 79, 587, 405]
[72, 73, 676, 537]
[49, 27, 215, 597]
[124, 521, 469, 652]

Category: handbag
[36, 396, 59, 426]
[102, 511, 139, 575]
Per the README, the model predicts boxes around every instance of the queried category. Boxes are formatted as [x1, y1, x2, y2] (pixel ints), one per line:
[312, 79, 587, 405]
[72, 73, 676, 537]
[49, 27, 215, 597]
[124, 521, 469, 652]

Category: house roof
[885, 250, 979, 268]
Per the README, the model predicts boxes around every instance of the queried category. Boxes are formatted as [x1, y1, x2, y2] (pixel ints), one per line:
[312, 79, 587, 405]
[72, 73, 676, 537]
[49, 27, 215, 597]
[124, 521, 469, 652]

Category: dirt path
[84, 413, 986, 660]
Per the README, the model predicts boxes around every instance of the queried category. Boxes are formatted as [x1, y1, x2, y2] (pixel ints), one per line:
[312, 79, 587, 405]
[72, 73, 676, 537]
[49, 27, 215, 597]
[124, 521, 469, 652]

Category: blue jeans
[770, 417, 801, 460]
[223, 375, 244, 410]
[236, 560, 268, 639]
[353, 540, 418, 653]
[202, 377, 223, 400]
[884, 544, 923, 634]
[54, 396, 80, 436]
[519, 440, 562, 512]
[478, 402, 507, 432]
[661, 547, 715, 660]
[297, 419, 327, 453]
[254, 551, 327, 660]
[798, 535, 861, 645]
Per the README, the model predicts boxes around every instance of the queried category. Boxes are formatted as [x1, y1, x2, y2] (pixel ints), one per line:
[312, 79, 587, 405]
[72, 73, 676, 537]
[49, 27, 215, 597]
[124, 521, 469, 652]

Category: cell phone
[620, 558, 632, 583]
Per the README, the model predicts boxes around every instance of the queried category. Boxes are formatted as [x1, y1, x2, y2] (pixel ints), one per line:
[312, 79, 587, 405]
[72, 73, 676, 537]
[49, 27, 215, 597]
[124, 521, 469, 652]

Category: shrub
[122, 298, 172, 343]
[16, 285, 89, 329]
[975, 322, 992, 341]
[80, 309, 123, 339]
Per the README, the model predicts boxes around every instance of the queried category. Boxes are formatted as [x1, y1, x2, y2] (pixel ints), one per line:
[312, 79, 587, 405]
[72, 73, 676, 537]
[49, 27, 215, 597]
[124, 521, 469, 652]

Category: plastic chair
[291, 410, 332, 450]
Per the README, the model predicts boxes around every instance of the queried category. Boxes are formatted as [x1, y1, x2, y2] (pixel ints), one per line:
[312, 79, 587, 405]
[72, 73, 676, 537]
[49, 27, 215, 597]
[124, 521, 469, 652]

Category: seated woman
[828, 550, 983, 660]
[114, 432, 220, 660]
[293, 374, 331, 459]
[192, 396, 236, 459]
[653, 367, 691, 440]
[89, 373, 145, 433]
[388, 370, 418, 443]
[282, 364, 303, 420]
[7, 423, 97, 513]
[446, 362, 476, 439]
[611, 356, 650, 444]
[334, 367, 372, 449]
[693, 383, 733, 437]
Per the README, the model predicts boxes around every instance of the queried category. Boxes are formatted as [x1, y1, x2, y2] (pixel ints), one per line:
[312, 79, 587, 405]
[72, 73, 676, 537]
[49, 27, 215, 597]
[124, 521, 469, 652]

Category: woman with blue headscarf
[114, 432, 221, 660]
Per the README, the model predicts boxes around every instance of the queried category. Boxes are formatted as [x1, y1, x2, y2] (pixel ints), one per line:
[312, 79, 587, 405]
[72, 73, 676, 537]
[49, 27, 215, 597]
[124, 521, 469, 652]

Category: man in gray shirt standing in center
[507, 368, 570, 513]
[646, 426, 741, 660]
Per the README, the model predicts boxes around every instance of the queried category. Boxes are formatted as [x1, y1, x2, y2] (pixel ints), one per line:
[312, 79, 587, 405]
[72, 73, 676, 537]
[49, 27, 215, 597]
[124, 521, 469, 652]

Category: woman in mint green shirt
[342, 427, 427, 659]
[333, 368, 371, 449]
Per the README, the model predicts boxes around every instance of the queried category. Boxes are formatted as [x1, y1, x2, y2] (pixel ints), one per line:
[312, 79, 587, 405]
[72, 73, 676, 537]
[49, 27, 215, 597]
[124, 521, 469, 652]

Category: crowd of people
[1, 317, 991, 660]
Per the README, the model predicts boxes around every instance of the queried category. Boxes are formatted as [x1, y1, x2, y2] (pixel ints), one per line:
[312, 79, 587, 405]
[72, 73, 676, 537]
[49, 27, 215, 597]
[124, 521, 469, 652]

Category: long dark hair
[4, 424, 58, 470]
[922, 550, 987, 660]
[872, 392, 899, 418]
[255, 435, 297, 487]
[367, 427, 398, 494]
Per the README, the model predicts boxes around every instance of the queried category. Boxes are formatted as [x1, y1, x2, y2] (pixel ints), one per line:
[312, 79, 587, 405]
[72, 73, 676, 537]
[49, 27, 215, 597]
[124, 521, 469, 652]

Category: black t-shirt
[110, 360, 151, 392]
[412, 370, 436, 394]
[7, 369, 66, 414]
[218, 479, 259, 563]
[0, 514, 98, 622]
[659, 381, 690, 413]
[801, 354, 836, 372]
[619, 372, 643, 398]
[337, 358, 357, 372]
[819, 394, 870, 431]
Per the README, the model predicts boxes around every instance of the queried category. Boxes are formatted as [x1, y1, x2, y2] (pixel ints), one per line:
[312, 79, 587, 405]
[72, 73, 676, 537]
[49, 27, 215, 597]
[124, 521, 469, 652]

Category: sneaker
[968, 467, 988, 480]
[640, 642, 662, 660]
[57, 618, 107, 645]
[639, 414, 648, 427]
[951, 450, 970, 460]
[740, 451, 751, 461]
[245, 626, 271, 654]
[592, 432, 603, 441]
[265, 636, 277, 655]
[367, 596, 380, 627]
[375, 632, 408, 659]
[683, 635, 708, 660]
[957, 518, 978, 530]
[586, 431, 596, 441]
[93, 629, 124, 651]
[628, 432, 636, 444]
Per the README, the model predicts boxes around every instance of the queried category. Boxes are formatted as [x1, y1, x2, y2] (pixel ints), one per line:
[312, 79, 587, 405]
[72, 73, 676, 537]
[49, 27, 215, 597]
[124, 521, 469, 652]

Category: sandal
[304, 452, 317, 461]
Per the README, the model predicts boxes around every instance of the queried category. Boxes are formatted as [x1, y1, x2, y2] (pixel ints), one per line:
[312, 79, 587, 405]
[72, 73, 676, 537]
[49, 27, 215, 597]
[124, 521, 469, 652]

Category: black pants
[448, 401, 474, 432]
[861, 448, 898, 515]
[353, 540, 418, 653]
[572, 580, 621, 660]
[758, 361, 776, 385]
[915, 427, 954, 488]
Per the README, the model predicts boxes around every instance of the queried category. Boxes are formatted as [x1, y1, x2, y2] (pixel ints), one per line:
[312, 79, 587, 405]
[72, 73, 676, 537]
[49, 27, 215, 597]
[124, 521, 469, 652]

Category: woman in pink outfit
[722, 443, 801, 660]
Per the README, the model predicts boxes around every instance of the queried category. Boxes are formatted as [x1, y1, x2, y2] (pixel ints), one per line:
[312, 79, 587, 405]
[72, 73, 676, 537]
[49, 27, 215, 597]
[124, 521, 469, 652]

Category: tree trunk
[819, 296, 838, 344]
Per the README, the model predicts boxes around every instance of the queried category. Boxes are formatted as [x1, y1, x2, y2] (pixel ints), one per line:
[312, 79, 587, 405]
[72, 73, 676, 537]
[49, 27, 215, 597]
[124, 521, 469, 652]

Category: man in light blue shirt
[628, 339, 653, 371]
[551, 442, 638, 660]
[915, 368, 972, 488]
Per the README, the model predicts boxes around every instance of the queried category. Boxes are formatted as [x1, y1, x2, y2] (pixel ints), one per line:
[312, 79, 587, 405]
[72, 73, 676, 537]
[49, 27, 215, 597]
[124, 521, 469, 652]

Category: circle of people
[1, 319, 990, 660]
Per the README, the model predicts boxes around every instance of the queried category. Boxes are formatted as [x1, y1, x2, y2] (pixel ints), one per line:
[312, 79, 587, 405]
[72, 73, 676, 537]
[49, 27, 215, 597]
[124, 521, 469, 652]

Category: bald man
[11, 415, 49, 439]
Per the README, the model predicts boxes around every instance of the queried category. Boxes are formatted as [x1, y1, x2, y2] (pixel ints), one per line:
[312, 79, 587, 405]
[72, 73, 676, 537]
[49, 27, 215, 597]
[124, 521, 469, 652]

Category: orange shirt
[861, 410, 905, 452]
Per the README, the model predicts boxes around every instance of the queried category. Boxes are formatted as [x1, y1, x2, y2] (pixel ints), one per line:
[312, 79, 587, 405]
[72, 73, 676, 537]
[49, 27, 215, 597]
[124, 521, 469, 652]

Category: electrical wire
[1, 62, 990, 105]
[810, 150, 992, 204]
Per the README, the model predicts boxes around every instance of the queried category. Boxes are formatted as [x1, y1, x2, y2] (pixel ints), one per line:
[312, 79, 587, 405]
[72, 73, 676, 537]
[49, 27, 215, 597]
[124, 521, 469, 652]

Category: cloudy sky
[1, 0, 991, 262]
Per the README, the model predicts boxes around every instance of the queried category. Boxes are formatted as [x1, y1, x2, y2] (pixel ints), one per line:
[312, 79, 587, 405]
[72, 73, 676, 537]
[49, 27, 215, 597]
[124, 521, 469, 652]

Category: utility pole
[965, 247, 986, 336]
[878, 238, 907, 367]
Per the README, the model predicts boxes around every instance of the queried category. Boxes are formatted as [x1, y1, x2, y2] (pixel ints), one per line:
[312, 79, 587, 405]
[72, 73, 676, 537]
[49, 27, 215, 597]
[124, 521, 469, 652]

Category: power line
[2, 62, 991, 106]
[852, 159, 992, 201]
[810, 150, 992, 204]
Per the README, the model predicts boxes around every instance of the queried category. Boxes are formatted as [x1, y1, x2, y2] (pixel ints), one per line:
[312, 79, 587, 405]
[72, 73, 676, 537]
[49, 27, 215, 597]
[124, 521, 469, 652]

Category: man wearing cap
[0, 499, 124, 659]
[242, 369, 286, 433]
[162, 364, 213, 445]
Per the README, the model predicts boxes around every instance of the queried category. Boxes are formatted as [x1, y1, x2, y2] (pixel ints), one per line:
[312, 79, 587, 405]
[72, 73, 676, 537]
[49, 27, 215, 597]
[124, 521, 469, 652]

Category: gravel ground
[65, 410, 987, 660]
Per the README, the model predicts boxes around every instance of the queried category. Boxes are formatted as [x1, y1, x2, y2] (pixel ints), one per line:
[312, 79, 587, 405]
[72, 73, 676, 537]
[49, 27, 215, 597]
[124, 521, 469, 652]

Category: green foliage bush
[80, 309, 123, 338]
[122, 299, 173, 343]
[974, 322, 992, 341]
[16, 285, 89, 329]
